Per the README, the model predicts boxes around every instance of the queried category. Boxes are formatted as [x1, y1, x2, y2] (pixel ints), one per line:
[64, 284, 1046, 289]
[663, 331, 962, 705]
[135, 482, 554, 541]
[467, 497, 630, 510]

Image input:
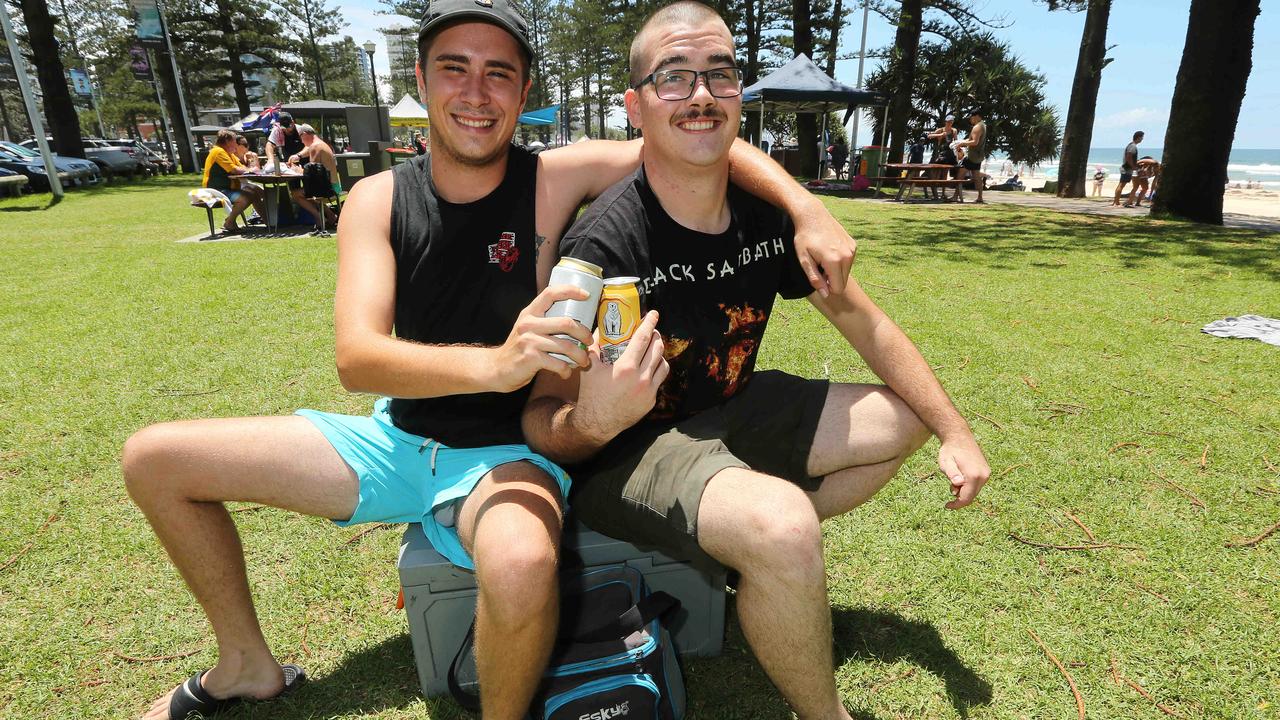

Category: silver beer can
[545, 257, 604, 366]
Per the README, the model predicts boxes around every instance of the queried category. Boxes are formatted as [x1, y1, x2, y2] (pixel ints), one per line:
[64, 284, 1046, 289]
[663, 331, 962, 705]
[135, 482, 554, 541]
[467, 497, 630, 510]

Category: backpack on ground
[449, 563, 686, 719]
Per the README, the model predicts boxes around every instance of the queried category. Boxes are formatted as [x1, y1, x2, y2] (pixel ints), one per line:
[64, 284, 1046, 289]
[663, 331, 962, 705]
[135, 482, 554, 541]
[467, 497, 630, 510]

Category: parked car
[86, 138, 159, 176]
[0, 147, 65, 193]
[107, 139, 173, 174]
[0, 141, 103, 188]
[21, 137, 141, 181]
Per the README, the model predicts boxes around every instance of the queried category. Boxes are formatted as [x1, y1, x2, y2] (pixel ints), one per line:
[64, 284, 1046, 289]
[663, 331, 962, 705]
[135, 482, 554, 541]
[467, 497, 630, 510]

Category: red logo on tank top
[488, 232, 520, 272]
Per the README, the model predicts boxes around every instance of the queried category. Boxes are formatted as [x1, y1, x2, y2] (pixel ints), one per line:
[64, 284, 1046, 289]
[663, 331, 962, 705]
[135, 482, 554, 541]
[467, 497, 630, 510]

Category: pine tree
[14, 0, 86, 157]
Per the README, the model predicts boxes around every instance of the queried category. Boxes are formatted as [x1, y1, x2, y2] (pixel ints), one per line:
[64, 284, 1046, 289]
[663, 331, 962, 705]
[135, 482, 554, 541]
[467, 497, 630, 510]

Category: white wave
[1227, 163, 1280, 174]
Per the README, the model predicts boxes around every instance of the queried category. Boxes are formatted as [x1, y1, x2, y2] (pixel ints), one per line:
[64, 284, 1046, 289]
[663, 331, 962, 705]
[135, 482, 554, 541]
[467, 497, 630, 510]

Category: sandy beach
[1018, 176, 1280, 219]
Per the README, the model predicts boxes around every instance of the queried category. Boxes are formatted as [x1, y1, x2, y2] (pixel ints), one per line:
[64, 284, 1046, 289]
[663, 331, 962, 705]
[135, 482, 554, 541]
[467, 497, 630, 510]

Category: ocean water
[987, 147, 1280, 187]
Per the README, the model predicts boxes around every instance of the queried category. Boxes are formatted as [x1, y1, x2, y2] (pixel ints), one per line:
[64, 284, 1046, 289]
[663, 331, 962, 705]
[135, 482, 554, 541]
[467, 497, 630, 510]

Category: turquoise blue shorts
[296, 398, 571, 570]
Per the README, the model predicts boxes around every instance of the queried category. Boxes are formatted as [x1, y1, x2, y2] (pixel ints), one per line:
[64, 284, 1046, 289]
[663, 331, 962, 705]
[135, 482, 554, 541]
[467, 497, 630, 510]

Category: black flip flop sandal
[167, 664, 306, 719]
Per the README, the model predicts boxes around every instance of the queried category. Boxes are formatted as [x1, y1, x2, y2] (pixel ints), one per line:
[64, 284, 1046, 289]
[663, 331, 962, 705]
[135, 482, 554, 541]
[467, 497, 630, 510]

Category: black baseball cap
[418, 0, 533, 60]
[277, 111, 294, 127]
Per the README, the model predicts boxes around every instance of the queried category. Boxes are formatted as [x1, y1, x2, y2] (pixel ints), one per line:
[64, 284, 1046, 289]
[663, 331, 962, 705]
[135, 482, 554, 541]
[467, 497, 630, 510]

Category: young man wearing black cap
[122, 1, 861, 718]
[264, 111, 303, 170]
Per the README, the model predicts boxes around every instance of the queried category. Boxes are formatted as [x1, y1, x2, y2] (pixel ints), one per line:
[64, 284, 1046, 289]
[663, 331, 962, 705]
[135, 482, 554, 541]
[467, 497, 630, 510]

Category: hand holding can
[544, 258, 604, 367]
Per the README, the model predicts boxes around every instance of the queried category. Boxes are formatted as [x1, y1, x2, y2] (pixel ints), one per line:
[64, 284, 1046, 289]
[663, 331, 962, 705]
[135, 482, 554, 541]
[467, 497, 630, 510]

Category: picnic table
[242, 170, 303, 233]
[882, 162, 967, 202]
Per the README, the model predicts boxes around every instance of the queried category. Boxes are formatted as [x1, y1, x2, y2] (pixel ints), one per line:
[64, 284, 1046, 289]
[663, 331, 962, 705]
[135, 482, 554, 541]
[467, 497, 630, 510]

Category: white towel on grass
[1201, 315, 1280, 347]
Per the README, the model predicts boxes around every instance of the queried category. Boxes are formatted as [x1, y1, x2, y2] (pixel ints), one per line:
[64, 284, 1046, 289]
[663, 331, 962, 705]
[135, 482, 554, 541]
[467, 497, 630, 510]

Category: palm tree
[1152, 0, 1260, 224]
[1048, 0, 1112, 199]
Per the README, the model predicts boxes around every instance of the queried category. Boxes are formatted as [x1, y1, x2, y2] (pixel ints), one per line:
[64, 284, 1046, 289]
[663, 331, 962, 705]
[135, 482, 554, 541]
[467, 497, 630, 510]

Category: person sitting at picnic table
[202, 129, 265, 234]
[285, 124, 340, 229]
[234, 135, 260, 171]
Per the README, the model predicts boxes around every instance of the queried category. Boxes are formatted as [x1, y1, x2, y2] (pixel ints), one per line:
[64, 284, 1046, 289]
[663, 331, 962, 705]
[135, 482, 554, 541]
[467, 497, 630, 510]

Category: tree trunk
[0, 92, 15, 140]
[304, 2, 326, 98]
[742, 0, 761, 145]
[581, 67, 592, 138]
[595, 70, 605, 140]
[1152, 0, 1259, 224]
[824, 0, 844, 77]
[1057, 0, 1112, 198]
[18, 0, 84, 157]
[216, 0, 251, 115]
[792, 0, 818, 177]
[885, 0, 922, 165]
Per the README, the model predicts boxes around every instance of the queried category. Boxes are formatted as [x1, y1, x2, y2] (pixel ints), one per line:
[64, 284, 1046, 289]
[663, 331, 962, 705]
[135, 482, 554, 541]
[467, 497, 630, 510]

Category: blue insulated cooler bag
[449, 564, 686, 719]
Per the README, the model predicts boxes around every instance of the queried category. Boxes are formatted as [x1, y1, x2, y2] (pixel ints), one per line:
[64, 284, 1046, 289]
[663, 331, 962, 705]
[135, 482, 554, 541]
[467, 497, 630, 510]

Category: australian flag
[242, 103, 282, 131]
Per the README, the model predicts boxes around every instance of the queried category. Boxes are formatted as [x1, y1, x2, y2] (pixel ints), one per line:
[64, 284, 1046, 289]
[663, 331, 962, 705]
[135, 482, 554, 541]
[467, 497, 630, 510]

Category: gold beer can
[597, 277, 641, 364]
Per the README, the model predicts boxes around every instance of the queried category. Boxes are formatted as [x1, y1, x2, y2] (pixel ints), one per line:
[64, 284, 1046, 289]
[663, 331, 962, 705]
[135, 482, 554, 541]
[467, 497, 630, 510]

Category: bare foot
[140, 659, 286, 719]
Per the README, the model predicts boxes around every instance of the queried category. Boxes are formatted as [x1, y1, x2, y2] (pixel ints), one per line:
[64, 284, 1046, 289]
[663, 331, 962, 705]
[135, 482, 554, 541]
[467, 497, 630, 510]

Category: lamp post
[363, 41, 384, 142]
[363, 41, 379, 110]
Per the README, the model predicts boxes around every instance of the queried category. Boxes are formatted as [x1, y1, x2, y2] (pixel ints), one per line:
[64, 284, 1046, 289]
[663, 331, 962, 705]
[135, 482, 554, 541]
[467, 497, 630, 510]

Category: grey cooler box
[398, 521, 727, 697]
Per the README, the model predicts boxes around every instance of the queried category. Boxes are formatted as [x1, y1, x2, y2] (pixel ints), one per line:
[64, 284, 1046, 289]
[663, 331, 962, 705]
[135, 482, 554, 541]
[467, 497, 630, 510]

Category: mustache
[674, 108, 727, 123]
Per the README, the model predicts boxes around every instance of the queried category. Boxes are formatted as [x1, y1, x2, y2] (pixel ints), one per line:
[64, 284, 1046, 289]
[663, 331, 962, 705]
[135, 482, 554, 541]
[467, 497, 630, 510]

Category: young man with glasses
[523, 3, 990, 716]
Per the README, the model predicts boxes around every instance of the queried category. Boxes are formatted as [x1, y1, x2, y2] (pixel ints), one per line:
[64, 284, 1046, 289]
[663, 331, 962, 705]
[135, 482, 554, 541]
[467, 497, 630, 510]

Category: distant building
[382, 26, 417, 97]
[238, 53, 280, 105]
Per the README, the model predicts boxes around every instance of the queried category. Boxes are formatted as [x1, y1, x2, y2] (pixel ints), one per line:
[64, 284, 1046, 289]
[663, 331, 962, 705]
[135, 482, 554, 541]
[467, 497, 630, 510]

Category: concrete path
[982, 190, 1280, 233]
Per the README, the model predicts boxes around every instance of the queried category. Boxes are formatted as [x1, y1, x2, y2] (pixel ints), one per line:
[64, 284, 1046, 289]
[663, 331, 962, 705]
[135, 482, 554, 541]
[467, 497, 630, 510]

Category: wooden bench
[0, 174, 28, 197]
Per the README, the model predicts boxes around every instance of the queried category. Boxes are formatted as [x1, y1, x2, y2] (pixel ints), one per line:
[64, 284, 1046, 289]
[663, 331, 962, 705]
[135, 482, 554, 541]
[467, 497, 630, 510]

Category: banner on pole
[69, 68, 92, 96]
[129, 44, 154, 81]
[130, 0, 164, 47]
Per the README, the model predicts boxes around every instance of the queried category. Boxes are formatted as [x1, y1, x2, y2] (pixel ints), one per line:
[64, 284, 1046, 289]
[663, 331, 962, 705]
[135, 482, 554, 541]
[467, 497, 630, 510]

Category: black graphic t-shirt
[386, 147, 538, 447]
[560, 166, 813, 426]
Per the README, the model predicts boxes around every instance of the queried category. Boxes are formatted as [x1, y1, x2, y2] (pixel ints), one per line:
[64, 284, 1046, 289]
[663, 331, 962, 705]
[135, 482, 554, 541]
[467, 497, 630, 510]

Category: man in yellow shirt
[203, 129, 265, 233]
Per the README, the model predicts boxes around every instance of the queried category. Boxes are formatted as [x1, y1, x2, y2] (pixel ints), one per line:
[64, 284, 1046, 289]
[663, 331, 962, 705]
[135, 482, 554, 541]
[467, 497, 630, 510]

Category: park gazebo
[280, 99, 390, 149]
[742, 54, 889, 177]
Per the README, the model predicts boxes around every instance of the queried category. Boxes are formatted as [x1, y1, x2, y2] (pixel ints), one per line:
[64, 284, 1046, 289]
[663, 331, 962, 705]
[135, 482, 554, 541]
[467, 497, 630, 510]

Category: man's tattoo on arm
[535, 233, 547, 262]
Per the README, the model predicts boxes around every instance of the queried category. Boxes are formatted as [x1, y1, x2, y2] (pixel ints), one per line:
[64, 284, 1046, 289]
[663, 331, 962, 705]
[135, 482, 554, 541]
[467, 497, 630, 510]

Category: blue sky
[344, 0, 1278, 149]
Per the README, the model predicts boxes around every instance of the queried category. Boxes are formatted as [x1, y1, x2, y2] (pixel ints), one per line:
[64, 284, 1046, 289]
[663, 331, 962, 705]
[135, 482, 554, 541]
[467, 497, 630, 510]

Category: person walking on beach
[1113, 131, 1143, 206]
[1127, 156, 1160, 208]
[955, 110, 987, 203]
[1092, 166, 1106, 197]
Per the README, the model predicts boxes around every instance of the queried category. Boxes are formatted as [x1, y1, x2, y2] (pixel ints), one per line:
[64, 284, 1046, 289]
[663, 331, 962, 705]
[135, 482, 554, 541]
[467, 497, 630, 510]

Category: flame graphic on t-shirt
[650, 303, 768, 419]
[706, 303, 767, 397]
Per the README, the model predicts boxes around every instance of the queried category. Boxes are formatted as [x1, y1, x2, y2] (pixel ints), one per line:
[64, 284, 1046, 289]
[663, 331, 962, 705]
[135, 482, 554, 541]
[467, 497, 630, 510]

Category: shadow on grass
[868, 206, 1279, 278]
[832, 606, 993, 718]
[217, 604, 990, 719]
[257, 634, 425, 719]
[0, 193, 62, 212]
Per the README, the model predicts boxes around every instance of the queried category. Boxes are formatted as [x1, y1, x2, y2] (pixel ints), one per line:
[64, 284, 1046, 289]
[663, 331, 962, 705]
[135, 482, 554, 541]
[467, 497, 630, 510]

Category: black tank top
[387, 147, 538, 447]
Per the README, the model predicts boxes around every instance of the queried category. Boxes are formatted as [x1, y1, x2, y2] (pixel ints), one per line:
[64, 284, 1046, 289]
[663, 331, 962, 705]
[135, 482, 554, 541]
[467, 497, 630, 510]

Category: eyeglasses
[633, 66, 743, 101]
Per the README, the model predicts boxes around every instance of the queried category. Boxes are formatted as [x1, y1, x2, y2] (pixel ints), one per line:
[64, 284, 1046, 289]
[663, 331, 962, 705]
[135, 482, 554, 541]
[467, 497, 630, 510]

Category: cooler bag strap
[447, 619, 482, 712]
[573, 591, 680, 643]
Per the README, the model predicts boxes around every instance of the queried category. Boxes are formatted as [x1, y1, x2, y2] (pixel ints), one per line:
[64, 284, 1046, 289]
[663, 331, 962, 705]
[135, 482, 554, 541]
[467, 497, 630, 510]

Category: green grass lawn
[1, 176, 1278, 719]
